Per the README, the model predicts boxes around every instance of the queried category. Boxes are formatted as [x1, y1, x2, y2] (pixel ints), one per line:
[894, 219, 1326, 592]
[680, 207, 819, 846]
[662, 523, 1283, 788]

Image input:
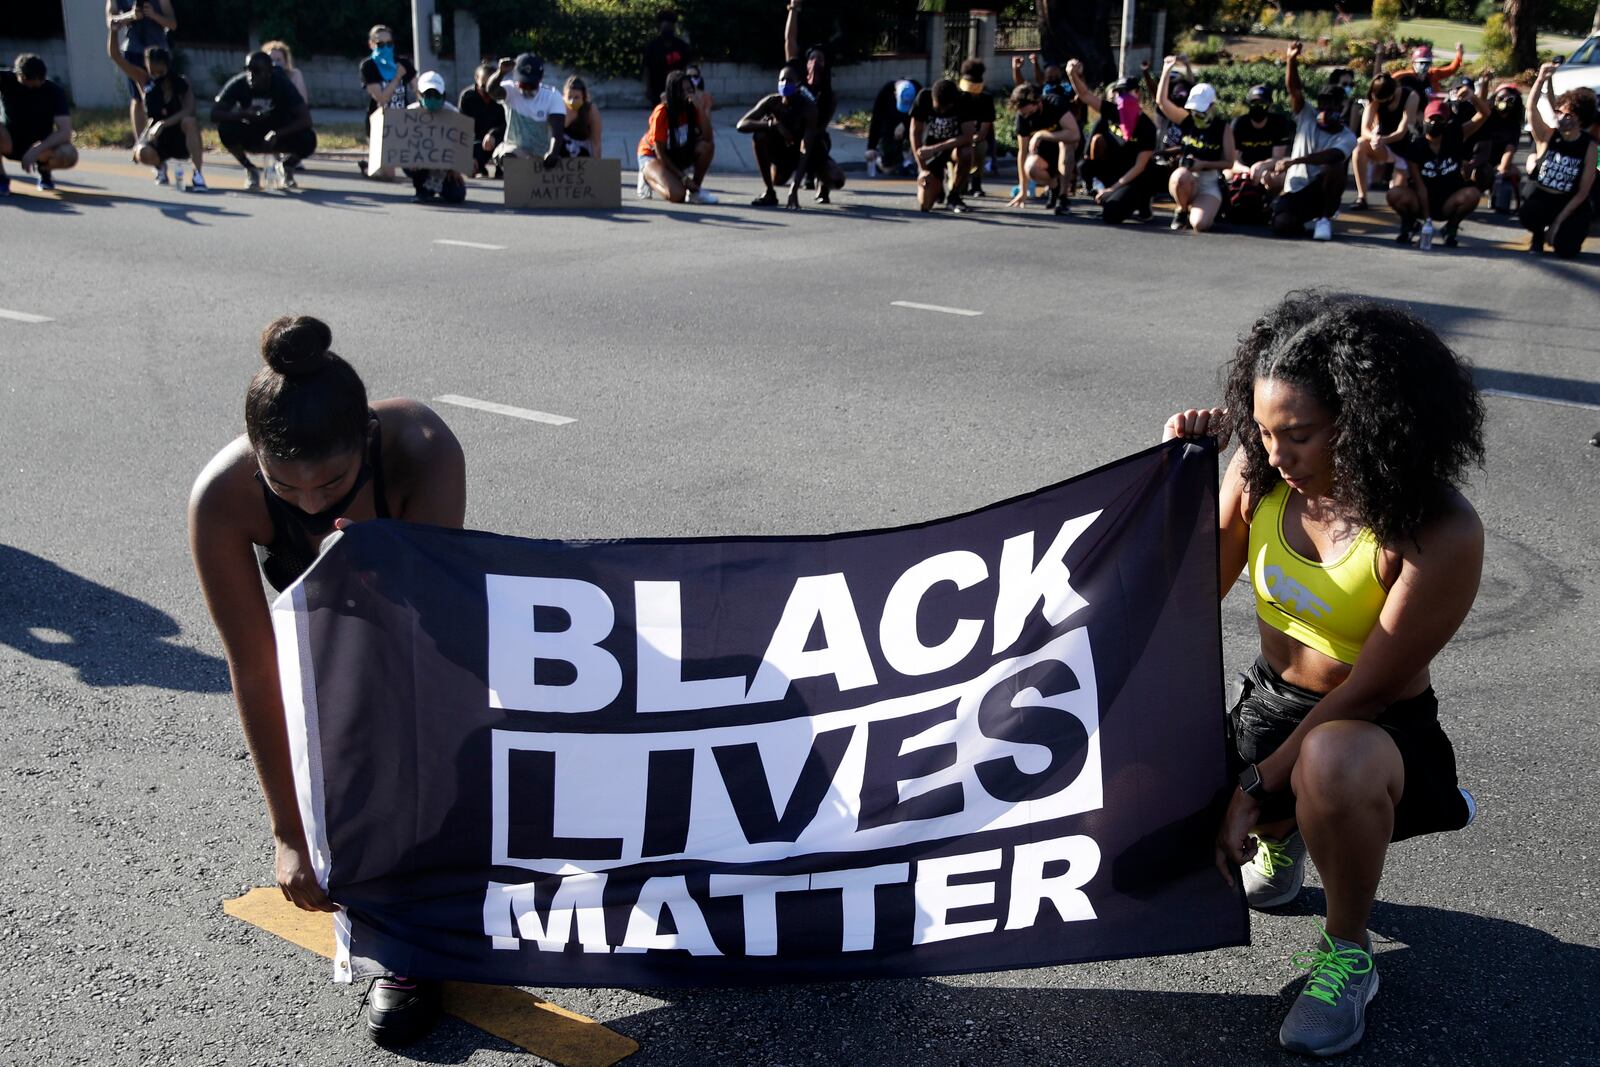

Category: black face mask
[261, 461, 372, 536]
[1425, 119, 1449, 137]
[1248, 103, 1268, 119]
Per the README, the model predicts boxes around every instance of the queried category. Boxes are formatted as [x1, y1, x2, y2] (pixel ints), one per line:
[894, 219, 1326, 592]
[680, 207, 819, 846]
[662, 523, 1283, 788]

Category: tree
[1037, 0, 1117, 86]
[1504, 0, 1539, 72]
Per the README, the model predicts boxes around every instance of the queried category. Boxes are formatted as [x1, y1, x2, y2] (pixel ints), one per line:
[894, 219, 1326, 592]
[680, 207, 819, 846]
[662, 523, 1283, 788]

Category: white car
[1535, 34, 1600, 125]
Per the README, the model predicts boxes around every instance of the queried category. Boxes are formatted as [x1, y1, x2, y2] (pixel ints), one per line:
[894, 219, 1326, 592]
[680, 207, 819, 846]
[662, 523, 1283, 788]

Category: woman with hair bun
[1164, 291, 1485, 1057]
[188, 315, 464, 1046]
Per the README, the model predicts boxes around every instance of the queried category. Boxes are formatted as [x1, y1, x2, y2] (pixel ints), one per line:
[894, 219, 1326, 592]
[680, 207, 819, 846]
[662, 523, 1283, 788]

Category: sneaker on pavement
[280, 162, 298, 189]
[154, 163, 169, 185]
[365, 976, 442, 1047]
[1243, 829, 1307, 908]
[36, 168, 55, 191]
[636, 171, 652, 199]
[244, 166, 261, 191]
[946, 194, 970, 214]
[1312, 217, 1333, 241]
[190, 170, 207, 191]
[1279, 928, 1379, 1057]
[1170, 207, 1188, 230]
[689, 187, 718, 205]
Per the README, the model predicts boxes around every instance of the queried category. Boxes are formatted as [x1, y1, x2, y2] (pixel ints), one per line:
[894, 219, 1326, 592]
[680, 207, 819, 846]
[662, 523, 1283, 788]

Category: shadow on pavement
[0, 544, 228, 692]
[496, 902, 1591, 1067]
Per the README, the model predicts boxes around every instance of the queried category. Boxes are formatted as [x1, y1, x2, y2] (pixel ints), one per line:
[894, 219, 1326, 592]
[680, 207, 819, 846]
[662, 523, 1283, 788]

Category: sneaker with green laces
[1243, 829, 1307, 908]
[1279, 927, 1378, 1057]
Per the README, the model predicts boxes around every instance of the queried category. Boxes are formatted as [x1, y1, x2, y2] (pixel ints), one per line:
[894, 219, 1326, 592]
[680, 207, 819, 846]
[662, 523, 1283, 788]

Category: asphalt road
[2, 151, 1598, 1066]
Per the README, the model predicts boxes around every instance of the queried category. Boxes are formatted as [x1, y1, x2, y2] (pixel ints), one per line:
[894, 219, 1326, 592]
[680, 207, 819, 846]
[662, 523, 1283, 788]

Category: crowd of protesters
[2, 5, 1596, 257]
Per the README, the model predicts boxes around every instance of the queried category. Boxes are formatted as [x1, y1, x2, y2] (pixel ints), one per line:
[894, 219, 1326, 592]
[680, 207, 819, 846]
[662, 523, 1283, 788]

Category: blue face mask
[371, 43, 397, 81]
[779, 81, 798, 98]
[421, 94, 442, 112]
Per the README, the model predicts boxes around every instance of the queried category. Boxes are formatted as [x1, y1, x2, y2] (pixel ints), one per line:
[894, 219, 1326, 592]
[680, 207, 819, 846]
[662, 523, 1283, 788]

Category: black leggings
[1226, 656, 1470, 842]
[1519, 187, 1592, 258]
[1081, 156, 1155, 223]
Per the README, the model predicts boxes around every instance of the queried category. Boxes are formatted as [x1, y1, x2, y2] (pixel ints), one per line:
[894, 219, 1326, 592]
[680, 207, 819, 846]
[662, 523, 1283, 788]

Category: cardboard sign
[502, 157, 622, 210]
[367, 109, 475, 173]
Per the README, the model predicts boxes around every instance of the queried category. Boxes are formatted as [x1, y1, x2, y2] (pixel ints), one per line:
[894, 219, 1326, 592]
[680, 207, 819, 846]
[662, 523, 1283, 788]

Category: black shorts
[146, 122, 189, 161]
[1226, 656, 1470, 842]
[920, 148, 954, 173]
[1422, 177, 1471, 218]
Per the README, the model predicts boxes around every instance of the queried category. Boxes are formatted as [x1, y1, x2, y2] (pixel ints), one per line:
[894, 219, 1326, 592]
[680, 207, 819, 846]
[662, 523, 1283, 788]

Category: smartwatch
[1237, 763, 1269, 800]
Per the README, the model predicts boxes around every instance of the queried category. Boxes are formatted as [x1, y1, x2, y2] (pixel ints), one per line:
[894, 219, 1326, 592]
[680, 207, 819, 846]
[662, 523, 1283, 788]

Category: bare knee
[1291, 722, 1400, 808]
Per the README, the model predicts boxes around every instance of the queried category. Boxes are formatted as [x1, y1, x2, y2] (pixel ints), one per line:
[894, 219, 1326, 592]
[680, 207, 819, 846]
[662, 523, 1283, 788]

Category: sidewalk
[311, 106, 873, 174]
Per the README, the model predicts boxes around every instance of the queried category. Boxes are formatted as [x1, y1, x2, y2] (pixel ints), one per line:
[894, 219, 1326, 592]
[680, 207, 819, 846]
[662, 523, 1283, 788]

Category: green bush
[1481, 13, 1515, 73]
[1175, 31, 1229, 64]
[1189, 60, 1364, 117]
[1370, 0, 1401, 39]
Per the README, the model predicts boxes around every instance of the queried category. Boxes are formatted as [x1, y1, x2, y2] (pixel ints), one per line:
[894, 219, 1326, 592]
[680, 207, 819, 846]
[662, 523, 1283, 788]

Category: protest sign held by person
[400, 71, 470, 204]
[358, 24, 416, 180]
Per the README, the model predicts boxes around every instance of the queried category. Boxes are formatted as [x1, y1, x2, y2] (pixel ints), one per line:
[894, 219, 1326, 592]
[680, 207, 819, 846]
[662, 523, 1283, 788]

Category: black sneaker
[814, 184, 831, 205]
[1529, 229, 1546, 253]
[365, 976, 441, 1047]
[1135, 203, 1153, 221]
[751, 188, 779, 207]
[1590, 429, 1600, 447]
[1443, 222, 1460, 247]
[946, 193, 969, 214]
[1396, 221, 1415, 244]
[1044, 187, 1059, 211]
[1053, 197, 1071, 216]
[968, 180, 986, 197]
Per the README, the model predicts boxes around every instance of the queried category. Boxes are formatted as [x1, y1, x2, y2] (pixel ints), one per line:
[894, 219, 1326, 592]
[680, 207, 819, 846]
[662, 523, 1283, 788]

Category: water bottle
[866, 158, 878, 178]
[1491, 173, 1513, 214]
[1419, 220, 1434, 250]
[172, 161, 184, 190]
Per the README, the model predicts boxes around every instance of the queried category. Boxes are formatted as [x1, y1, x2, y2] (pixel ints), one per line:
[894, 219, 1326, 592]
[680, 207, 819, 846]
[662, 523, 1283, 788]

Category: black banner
[275, 439, 1246, 987]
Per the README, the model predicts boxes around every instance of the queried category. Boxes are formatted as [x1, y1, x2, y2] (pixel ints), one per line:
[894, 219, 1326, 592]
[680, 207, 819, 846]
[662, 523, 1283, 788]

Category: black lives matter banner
[274, 440, 1245, 987]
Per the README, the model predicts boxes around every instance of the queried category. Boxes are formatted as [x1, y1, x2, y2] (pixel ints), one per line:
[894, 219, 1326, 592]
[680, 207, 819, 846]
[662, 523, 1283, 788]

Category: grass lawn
[71, 108, 368, 152]
[1336, 17, 1588, 56]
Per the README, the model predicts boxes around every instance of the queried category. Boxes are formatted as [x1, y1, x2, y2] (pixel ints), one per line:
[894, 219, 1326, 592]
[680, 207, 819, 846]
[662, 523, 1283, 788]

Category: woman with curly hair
[1164, 291, 1484, 1057]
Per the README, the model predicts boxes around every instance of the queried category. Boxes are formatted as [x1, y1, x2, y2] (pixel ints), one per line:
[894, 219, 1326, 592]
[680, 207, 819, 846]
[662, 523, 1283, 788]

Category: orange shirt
[637, 102, 698, 159]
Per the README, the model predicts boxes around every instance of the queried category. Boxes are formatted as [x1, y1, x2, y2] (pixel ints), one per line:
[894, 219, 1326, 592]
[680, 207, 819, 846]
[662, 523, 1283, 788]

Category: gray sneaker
[1243, 829, 1308, 908]
[1279, 928, 1378, 1057]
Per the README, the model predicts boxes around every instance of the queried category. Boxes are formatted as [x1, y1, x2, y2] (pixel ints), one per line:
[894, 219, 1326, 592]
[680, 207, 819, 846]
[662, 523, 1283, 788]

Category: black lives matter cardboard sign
[367, 109, 475, 173]
[502, 157, 622, 210]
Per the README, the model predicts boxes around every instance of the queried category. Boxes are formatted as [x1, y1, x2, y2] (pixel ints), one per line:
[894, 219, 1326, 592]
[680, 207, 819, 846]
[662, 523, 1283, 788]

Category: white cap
[417, 70, 446, 95]
[1185, 82, 1217, 113]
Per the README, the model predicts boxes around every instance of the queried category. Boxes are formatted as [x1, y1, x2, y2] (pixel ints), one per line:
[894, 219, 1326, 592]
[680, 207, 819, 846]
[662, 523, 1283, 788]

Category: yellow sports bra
[1249, 481, 1387, 665]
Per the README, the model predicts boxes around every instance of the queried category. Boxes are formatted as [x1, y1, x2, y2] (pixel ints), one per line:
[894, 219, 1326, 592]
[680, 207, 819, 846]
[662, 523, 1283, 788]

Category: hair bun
[261, 315, 334, 377]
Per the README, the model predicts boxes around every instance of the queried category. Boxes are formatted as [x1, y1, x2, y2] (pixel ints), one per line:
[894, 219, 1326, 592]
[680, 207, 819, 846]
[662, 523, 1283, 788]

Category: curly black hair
[1222, 291, 1485, 547]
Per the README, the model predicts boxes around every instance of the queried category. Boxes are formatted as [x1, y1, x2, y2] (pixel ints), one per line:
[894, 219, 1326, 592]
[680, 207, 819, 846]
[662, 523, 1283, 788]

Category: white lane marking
[434, 394, 575, 425]
[890, 301, 982, 317]
[1480, 388, 1600, 412]
[433, 239, 508, 250]
[0, 308, 54, 323]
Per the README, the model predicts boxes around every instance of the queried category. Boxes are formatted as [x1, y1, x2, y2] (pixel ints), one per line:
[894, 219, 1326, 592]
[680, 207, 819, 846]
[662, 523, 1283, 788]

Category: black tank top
[1374, 85, 1413, 137]
[565, 104, 593, 142]
[1533, 131, 1593, 195]
[254, 416, 391, 592]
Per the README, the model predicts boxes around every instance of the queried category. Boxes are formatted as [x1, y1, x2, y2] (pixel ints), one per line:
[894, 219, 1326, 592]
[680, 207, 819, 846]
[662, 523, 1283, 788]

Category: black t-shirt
[1533, 131, 1594, 195]
[962, 90, 996, 130]
[910, 89, 966, 146]
[643, 33, 691, 105]
[0, 71, 70, 148]
[215, 68, 304, 130]
[1015, 96, 1070, 141]
[1230, 112, 1293, 165]
[1177, 113, 1227, 162]
[1090, 110, 1157, 176]
[1398, 125, 1468, 195]
[142, 73, 190, 123]
[747, 92, 817, 145]
[1476, 94, 1524, 146]
[360, 56, 416, 116]
[458, 86, 505, 140]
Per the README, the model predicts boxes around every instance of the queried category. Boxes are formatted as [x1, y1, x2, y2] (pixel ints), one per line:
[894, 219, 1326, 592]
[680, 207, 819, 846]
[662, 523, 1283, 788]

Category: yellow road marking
[224, 888, 638, 1066]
